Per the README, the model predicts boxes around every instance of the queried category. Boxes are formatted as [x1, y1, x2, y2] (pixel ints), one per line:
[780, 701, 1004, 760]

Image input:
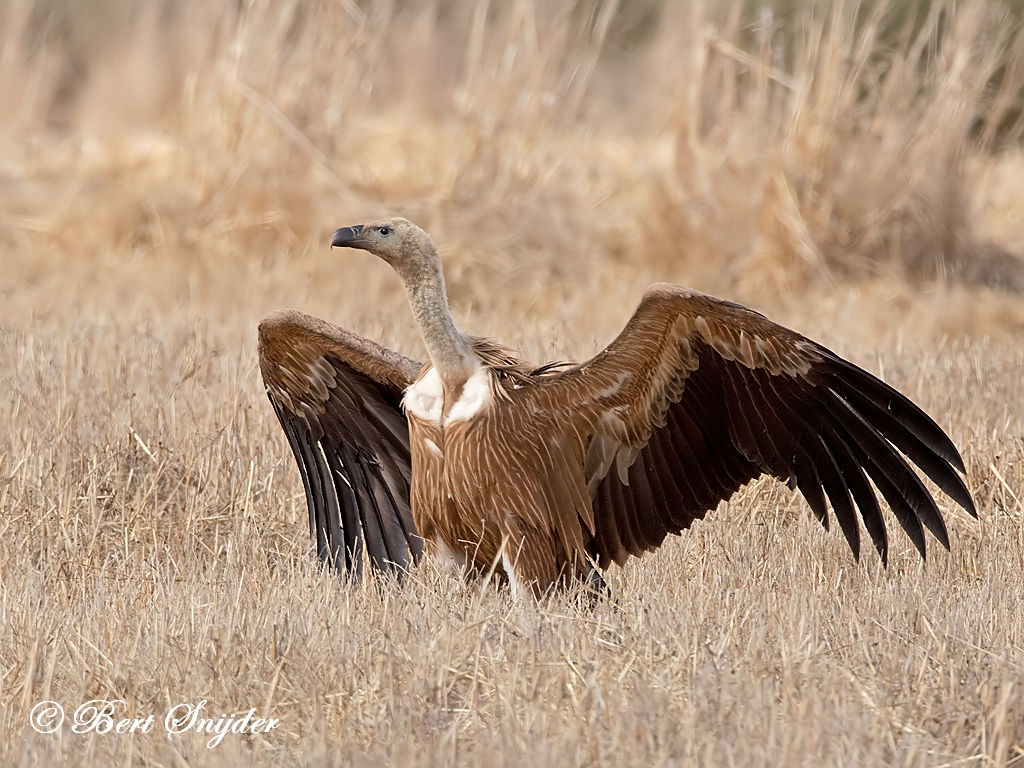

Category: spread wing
[533, 284, 976, 569]
[258, 309, 425, 578]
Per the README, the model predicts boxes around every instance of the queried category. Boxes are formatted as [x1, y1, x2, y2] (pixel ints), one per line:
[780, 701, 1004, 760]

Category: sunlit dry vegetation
[1, 0, 1023, 764]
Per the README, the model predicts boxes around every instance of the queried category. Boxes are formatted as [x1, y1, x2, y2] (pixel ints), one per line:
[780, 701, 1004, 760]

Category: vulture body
[258, 217, 976, 597]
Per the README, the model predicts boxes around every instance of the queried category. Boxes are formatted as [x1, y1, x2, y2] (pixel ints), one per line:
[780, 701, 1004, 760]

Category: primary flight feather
[258, 217, 976, 596]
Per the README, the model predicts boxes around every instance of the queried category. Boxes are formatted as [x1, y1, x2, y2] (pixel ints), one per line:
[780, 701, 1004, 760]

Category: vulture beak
[331, 225, 369, 249]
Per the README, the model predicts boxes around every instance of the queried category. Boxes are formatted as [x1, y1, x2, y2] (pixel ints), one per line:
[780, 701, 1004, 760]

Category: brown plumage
[258, 217, 976, 597]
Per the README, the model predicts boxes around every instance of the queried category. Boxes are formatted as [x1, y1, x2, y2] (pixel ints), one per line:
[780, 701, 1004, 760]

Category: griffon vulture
[258, 217, 976, 597]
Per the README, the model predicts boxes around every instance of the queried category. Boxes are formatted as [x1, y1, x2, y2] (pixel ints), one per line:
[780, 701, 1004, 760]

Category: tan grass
[1, 0, 1023, 764]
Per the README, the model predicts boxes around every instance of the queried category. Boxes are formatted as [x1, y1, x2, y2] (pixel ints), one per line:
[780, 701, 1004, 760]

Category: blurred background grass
[3, 0, 1024, 315]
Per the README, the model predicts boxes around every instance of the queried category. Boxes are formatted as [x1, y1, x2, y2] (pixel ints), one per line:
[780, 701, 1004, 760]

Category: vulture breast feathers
[258, 218, 975, 595]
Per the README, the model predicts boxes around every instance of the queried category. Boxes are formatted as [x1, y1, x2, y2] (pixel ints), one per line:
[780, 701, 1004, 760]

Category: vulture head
[331, 217, 440, 285]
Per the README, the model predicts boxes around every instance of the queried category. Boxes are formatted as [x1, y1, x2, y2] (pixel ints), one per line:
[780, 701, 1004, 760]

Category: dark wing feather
[258, 309, 425, 578]
[531, 284, 975, 569]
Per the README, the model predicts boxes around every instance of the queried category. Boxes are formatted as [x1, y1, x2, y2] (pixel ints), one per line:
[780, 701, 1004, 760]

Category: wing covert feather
[258, 309, 425, 577]
[524, 284, 974, 568]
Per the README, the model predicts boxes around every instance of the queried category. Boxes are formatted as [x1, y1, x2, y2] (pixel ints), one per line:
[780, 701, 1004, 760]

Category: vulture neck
[400, 256, 478, 389]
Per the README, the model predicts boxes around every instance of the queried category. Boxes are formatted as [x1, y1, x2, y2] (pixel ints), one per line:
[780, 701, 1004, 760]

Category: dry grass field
[2, 0, 1024, 764]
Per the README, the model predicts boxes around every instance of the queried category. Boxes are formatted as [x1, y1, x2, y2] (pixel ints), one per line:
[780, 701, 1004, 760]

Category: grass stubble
[0, 0, 1023, 764]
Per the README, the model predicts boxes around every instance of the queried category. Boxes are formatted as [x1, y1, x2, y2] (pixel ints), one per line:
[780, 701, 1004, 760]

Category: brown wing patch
[258, 309, 425, 577]
[523, 284, 974, 570]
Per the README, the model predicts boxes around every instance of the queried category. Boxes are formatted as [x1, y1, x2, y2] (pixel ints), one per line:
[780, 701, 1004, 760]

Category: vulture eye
[378, 226, 392, 237]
